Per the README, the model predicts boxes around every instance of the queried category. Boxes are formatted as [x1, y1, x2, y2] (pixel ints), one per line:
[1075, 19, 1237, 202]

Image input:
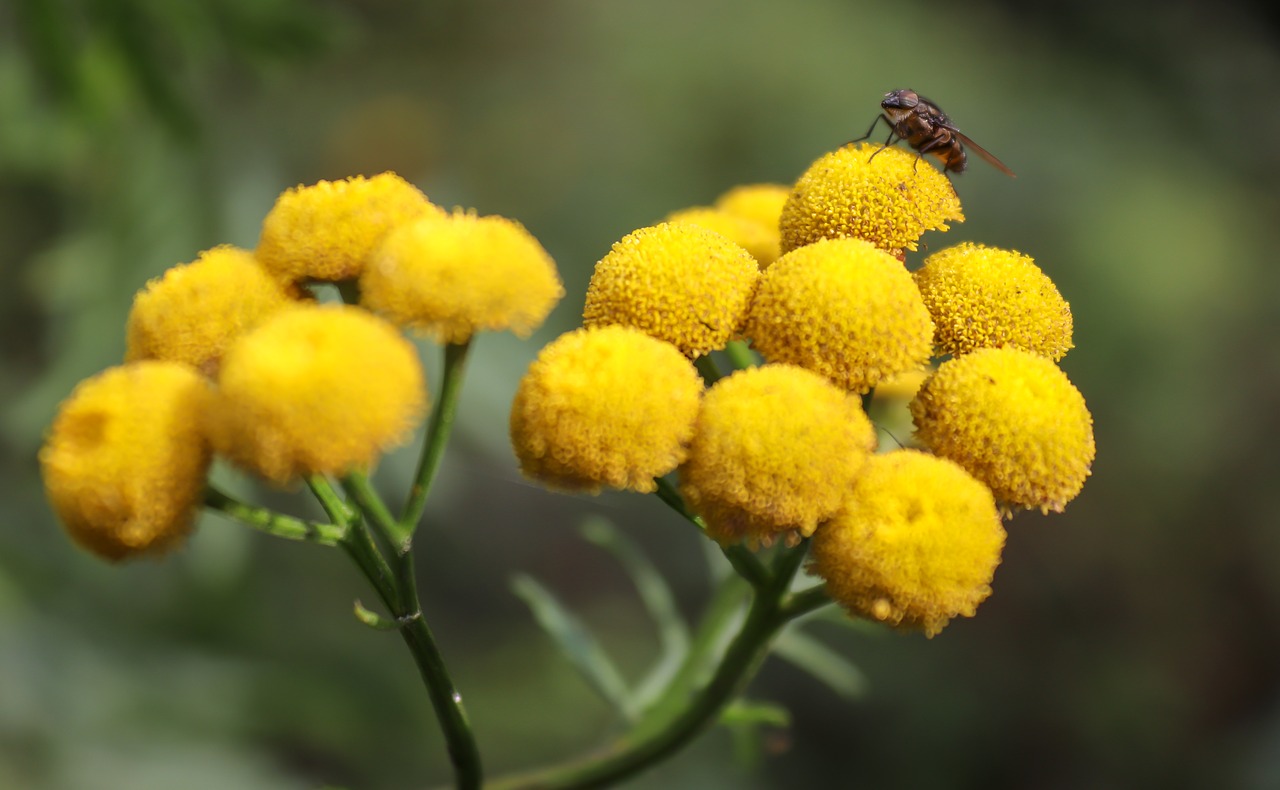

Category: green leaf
[578, 517, 689, 707]
[773, 628, 867, 699]
[510, 573, 635, 720]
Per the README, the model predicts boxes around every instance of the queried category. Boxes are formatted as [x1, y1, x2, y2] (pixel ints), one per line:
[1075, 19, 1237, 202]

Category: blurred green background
[4, 0, 1280, 788]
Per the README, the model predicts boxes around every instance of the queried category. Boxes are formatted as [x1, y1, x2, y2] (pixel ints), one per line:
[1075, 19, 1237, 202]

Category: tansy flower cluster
[41, 172, 563, 561]
[512, 144, 1095, 636]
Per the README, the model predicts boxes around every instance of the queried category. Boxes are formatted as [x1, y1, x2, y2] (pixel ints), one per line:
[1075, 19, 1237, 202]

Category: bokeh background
[4, 0, 1280, 788]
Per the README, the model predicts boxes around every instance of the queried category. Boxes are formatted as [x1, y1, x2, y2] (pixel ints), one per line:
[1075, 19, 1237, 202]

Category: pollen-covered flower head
[582, 222, 760, 358]
[910, 348, 1095, 513]
[809, 450, 1005, 637]
[124, 246, 294, 377]
[914, 242, 1073, 360]
[361, 211, 564, 344]
[256, 172, 443, 284]
[665, 206, 780, 268]
[779, 143, 963, 255]
[39, 362, 214, 561]
[714, 183, 791, 231]
[743, 237, 934, 393]
[211, 304, 427, 484]
[679, 364, 877, 547]
[510, 325, 703, 493]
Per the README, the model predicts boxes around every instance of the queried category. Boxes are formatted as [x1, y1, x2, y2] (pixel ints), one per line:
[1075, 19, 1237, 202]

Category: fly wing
[953, 129, 1016, 177]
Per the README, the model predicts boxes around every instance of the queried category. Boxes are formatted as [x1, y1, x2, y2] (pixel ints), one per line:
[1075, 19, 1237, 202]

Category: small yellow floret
[914, 242, 1073, 360]
[744, 238, 934, 393]
[909, 348, 1095, 513]
[212, 305, 427, 484]
[362, 212, 564, 344]
[125, 246, 294, 376]
[510, 326, 704, 493]
[809, 450, 1005, 637]
[679, 364, 877, 547]
[583, 223, 760, 357]
[39, 362, 214, 561]
[779, 143, 963, 255]
[714, 183, 791, 231]
[666, 206, 780, 268]
[256, 172, 442, 283]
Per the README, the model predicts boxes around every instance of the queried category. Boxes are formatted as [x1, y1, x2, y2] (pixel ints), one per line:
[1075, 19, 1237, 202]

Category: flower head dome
[125, 246, 294, 377]
[665, 206, 780, 268]
[583, 222, 760, 357]
[914, 242, 1073, 360]
[809, 450, 1005, 637]
[40, 362, 214, 561]
[256, 172, 442, 283]
[910, 347, 1095, 513]
[779, 143, 963, 255]
[679, 364, 877, 547]
[510, 326, 704, 493]
[743, 237, 934, 393]
[362, 211, 564, 344]
[714, 183, 791, 231]
[211, 304, 427, 484]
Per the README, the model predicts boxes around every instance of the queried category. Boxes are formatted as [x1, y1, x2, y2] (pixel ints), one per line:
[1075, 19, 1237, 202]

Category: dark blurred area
[3, 0, 1280, 788]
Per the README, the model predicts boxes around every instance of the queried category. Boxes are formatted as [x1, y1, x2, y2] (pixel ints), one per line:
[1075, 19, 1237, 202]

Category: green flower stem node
[652, 476, 769, 588]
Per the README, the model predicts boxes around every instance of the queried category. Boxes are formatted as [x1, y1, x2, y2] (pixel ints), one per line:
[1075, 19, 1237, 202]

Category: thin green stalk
[204, 486, 346, 546]
[338, 471, 483, 790]
[306, 475, 357, 526]
[652, 477, 769, 588]
[402, 339, 473, 534]
[723, 340, 757, 371]
[488, 554, 806, 790]
[782, 584, 834, 619]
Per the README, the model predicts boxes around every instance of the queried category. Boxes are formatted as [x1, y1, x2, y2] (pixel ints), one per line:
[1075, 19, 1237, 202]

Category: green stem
[306, 475, 357, 526]
[402, 339, 474, 534]
[338, 471, 483, 790]
[204, 486, 346, 546]
[488, 547, 808, 790]
[723, 340, 757, 371]
[652, 477, 769, 588]
[782, 584, 834, 619]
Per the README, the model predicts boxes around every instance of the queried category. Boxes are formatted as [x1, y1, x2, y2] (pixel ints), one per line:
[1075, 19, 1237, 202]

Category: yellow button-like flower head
[582, 223, 760, 358]
[362, 212, 565, 344]
[666, 206, 780, 268]
[910, 348, 1095, 513]
[809, 450, 1005, 637]
[40, 362, 214, 561]
[914, 242, 1073, 360]
[212, 304, 427, 484]
[779, 143, 963, 255]
[256, 172, 442, 283]
[679, 364, 877, 547]
[125, 246, 294, 377]
[714, 183, 791, 231]
[510, 326, 704, 493]
[744, 238, 934, 393]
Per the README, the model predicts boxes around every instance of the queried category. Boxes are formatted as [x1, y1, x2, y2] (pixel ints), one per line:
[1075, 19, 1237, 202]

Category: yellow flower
[510, 326, 704, 493]
[714, 183, 790, 231]
[743, 238, 934, 393]
[909, 348, 1095, 513]
[666, 206, 780, 268]
[361, 211, 564, 344]
[779, 143, 963, 255]
[211, 304, 427, 484]
[873, 366, 931, 401]
[583, 222, 760, 357]
[39, 362, 214, 561]
[124, 246, 294, 377]
[679, 364, 877, 547]
[809, 450, 1005, 637]
[914, 242, 1073, 360]
[256, 172, 442, 283]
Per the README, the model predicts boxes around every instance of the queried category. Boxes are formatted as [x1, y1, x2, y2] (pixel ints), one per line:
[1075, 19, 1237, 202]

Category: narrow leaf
[510, 573, 635, 719]
[773, 628, 867, 699]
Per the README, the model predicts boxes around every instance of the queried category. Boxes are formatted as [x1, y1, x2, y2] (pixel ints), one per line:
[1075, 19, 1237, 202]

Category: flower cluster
[512, 144, 1095, 636]
[41, 172, 563, 561]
